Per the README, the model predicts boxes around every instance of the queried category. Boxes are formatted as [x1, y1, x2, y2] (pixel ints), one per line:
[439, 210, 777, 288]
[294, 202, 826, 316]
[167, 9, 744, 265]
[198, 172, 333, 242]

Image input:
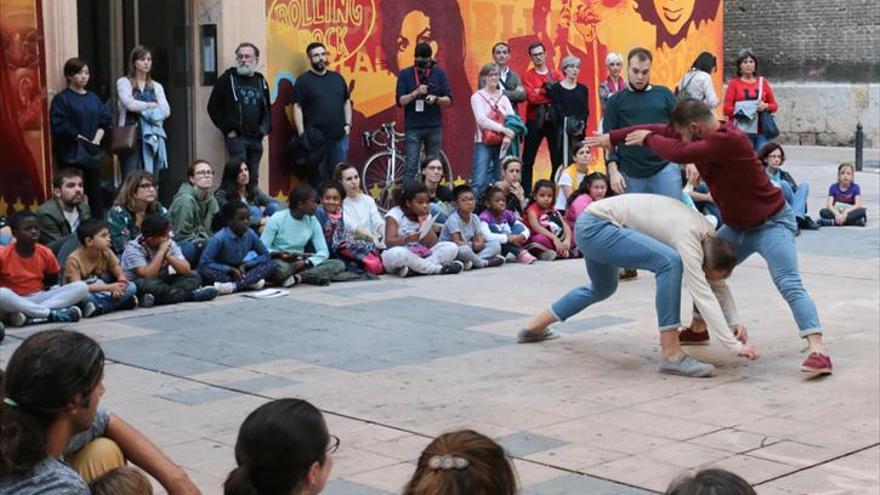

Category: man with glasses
[169, 160, 220, 265]
[396, 42, 453, 184]
[292, 42, 352, 186]
[480, 42, 526, 112]
[522, 41, 563, 196]
[208, 42, 272, 185]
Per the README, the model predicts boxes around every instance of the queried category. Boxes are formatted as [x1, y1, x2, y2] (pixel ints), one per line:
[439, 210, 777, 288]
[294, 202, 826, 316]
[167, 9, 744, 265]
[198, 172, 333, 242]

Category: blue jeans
[716, 204, 821, 337]
[87, 281, 138, 314]
[550, 214, 683, 330]
[622, 163, 682, 200]
[318, 135, 350, 185]
[471, 143, 502, 200]
[178, 240, 206, 267]
[778, 181, 809, 219]
[404, 127, 443, 184]
[749, 133, 769, 152]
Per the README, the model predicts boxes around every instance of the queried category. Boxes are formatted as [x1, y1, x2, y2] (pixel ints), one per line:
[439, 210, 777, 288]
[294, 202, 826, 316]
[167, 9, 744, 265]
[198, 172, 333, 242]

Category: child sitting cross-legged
[564, 172, 608, 232]
[524, 180, 575, 261]
[197, 201, 277, 295]
[818, 162, 867, 226]
[440, 184, 505, 269]
[121, 213, 218, 305]
[65, 219, 140, 317]
[479, 186, 535, 264]
[382, 182, 464, 277]
[261, 185, 347, 287]
[315, 182, 384, 276]
[0, 211, 88, 327]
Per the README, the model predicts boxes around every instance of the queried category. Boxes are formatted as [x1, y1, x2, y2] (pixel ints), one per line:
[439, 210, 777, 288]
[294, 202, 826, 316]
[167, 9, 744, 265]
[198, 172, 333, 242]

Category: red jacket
[610, 123, 785, 230]
[523, 67, 564, 121]
[722, 77, 778, 120]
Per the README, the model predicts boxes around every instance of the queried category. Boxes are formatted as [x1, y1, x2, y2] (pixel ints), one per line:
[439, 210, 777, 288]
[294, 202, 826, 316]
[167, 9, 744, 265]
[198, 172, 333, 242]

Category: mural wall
[266, 0, 724, 195]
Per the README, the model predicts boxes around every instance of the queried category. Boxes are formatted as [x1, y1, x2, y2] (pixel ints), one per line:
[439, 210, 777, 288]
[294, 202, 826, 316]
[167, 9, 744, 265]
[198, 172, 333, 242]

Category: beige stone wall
[42, 1, 79, 105]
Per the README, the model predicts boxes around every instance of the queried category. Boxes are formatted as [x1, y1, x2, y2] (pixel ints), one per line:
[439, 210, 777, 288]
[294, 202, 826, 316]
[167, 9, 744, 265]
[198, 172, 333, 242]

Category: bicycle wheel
[362, 151, 405, 210]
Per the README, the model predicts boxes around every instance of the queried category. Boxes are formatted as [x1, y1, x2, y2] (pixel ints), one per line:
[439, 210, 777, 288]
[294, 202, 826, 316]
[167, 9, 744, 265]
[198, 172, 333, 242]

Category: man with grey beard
[208, 42, 272, 185]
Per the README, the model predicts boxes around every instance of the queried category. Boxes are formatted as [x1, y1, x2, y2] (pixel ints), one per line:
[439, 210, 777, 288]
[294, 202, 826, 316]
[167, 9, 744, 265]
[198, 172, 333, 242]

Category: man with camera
[396, 43, 452, 183]
[522, 41, 563, 196]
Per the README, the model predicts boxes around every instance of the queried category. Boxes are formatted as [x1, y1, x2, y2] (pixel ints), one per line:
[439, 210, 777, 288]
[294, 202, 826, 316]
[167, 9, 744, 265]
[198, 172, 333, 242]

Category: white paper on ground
[242, 288, 289, 299]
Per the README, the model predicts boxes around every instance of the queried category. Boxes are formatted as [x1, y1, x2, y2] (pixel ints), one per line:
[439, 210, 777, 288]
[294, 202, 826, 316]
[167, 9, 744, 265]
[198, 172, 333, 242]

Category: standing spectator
[292, 42, 352, 185]
[214, 161, 281, 233]
[116, 46, 170, 177]
[598, 52, 625, 112]
[107, 171, 169, 255]
[37, 169, 92, 262]
[471, 63, 515, 198]
[169, 160, 220, 265]
[723, 49, 778, 151]
[548, 56, 589, 169]
[522, 41, 564, 196]
[678, 52, 719, 109]
[396, 42, 452, 184]
[50, 58, 111, 219]
[480, 42, 526, 112]
[208, 42, 272, 185]
[603, 48, 678, 199]
[759, 143, 818, 230]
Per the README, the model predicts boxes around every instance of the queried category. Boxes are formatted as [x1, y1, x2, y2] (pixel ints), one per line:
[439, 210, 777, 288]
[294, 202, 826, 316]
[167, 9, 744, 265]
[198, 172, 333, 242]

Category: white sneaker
[397, 266, 410, 278]
[282, 274, 300, 287]
[463, 260, 475, 270]
[247, 279, 266, 291]
[213, 281, 236, 295]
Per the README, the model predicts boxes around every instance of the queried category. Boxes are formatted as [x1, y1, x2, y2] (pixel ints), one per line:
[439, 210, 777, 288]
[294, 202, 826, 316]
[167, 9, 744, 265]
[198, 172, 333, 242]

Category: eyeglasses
[326, 435, 340, 454]
[529, 52, 545, 58]
[767, 153, 783, 159]
[138, 183, 156, 190]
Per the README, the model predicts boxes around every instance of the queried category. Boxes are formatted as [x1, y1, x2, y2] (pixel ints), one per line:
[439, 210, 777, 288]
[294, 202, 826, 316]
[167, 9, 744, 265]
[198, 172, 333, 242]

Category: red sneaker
[800, 352, 833, 374]
[679, 327, 710, 346]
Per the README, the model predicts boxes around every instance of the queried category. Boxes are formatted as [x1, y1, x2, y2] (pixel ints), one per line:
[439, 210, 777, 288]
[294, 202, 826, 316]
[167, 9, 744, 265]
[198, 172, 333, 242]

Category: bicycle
[361, 121, 453, 210]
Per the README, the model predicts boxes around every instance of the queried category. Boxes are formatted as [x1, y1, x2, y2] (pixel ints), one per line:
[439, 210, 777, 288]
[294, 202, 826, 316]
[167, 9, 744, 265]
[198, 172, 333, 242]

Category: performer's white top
[587, 194, 743, 353]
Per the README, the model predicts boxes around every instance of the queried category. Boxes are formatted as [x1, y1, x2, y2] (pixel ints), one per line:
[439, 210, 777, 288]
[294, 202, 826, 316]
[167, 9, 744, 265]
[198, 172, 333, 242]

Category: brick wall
[723, 0, 880, 82]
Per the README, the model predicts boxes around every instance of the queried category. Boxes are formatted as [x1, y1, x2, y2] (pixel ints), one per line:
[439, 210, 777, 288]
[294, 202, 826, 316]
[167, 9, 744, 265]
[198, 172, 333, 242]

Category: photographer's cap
[414, 42, 433, 58]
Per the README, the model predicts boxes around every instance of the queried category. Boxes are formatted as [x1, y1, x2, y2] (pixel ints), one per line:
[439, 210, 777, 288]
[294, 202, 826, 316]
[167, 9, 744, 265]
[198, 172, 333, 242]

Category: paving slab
[1, 147, 877, 494]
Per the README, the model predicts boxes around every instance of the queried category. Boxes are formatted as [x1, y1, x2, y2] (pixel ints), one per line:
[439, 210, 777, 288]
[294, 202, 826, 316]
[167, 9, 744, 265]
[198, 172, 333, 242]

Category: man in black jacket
[208, 42, 272, 185]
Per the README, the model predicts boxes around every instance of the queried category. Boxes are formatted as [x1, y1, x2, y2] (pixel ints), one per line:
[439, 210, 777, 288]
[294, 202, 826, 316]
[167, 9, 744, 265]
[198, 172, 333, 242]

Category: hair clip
[428, 454, 469, 471]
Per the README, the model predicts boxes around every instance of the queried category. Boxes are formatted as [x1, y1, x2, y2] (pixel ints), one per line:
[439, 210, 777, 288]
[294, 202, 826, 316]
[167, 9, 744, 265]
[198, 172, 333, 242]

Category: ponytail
[223, 465, 259, 495]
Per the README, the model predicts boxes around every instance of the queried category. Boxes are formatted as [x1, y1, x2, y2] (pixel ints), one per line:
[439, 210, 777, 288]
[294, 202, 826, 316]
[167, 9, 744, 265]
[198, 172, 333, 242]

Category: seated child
[65, 219, 140, 317]
[524, 180, 574, 261]
[439, 185, 504, 269]
[261, 185, 347, 286]
[666, 468, 755, 495]
[315, 183, 383, 276]
[818, 162, 867, 226]
[402, 429, 517, 495]
[381, 182, 464, 277]
[0, 211, 88, 326]
[564, 172, 608, 232]
[479, 186, 535, 264]
[198, 201, 277, 295]
[121, 214, 218, 305]
[90, 467, 154, 495]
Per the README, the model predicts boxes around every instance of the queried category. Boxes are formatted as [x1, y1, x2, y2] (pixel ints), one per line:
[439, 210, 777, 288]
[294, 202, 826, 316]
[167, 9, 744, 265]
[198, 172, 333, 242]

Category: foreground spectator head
[666, 468, 756, 495]
[224, 398, 336, 495]
[0, 330, 105, 477]
[90, 467, 153, 495]
[403, 429, 517, 495]
[500, 156, 523, 183]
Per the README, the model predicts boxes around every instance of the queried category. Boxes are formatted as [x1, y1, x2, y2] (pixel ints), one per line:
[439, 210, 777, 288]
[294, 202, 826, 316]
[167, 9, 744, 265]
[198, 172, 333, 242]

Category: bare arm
[293, 103, 304, 137]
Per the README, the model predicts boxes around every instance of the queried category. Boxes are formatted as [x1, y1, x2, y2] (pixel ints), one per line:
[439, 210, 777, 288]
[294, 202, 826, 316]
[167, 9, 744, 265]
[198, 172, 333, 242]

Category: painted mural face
[652, 0, 696, 36]
[396, 11, 437, 72]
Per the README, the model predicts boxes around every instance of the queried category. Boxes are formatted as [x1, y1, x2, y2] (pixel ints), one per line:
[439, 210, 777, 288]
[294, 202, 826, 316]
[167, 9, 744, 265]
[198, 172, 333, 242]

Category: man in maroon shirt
[586, 99, 832, 375]
[521, 41, 564, 196]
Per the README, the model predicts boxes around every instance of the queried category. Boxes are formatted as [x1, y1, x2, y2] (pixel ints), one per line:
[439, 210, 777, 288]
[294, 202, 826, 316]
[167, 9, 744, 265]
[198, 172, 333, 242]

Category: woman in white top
[678, 52, 719, 109]
[116, 45, 171, 177]
[470, 63, 515, 201]
[334, 163, 385, 247]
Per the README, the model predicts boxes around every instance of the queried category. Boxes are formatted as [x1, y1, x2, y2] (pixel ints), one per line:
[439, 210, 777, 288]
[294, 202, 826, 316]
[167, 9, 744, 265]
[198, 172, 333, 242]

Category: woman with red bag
[470, 63, 515, 200]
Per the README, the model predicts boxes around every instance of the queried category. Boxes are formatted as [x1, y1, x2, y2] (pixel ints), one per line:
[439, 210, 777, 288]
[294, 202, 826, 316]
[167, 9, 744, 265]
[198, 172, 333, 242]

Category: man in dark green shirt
[603, 47, 680, 200]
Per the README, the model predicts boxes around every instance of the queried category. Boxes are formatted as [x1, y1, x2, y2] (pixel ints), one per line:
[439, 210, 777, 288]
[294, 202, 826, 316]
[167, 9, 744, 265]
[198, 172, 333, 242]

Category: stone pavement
[2, 146, 878, 494]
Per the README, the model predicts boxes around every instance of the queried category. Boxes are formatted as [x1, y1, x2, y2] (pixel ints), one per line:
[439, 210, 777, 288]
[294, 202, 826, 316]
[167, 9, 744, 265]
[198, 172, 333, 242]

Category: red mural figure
[634, 0, 721, 49]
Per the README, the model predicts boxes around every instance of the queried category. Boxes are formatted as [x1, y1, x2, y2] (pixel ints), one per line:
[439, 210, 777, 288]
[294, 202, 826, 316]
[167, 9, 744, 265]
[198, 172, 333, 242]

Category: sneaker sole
[800, 366, 833, 374]
[659, 368, 715, 378]
[679, 340, 711, 346]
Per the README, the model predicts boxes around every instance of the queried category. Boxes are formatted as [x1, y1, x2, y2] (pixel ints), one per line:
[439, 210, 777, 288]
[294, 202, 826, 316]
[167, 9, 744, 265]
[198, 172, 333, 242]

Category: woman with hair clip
[0, 329, 200, 494]
[116, 45, 171, 176]
[224, 398, 337, 495]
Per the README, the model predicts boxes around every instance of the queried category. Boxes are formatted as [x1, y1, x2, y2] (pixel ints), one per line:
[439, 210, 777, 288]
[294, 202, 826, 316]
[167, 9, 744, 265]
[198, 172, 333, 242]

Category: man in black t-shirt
[208, 42, 272, 185]
[292, 42, 352, 186]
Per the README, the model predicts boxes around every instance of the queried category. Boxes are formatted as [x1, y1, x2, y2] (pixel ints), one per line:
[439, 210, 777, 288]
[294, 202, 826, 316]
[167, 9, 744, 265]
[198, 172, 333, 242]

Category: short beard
[311, 61, 326, 72]
[236, 62, 256, 77]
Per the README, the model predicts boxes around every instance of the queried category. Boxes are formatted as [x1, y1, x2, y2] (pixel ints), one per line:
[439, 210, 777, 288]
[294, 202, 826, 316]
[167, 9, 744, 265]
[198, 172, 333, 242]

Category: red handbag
[479, 93, 506, 146]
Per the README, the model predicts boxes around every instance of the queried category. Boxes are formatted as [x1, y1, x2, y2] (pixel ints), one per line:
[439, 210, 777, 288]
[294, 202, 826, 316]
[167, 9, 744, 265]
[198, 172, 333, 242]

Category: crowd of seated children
[818, 162, 867, 226]
[381, 182, 464, 278]
[524, 180, 575, 261]
[440, 185, 505, 269]
[197, 201, 277, 295]
[261, 184, 348, 287]
[479, 186, 535, 264]
[315, 183, 384, 276]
